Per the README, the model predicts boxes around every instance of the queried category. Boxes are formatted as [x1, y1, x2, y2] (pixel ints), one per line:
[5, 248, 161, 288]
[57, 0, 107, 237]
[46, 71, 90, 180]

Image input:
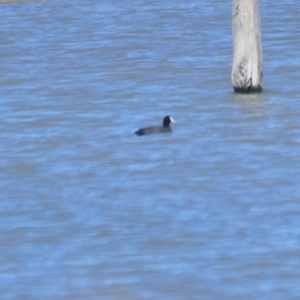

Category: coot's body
[135, 116, 175, 136]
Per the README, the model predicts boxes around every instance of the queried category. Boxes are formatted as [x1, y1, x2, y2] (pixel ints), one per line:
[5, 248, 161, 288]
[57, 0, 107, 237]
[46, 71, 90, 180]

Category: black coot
[135, 116, 175, 136]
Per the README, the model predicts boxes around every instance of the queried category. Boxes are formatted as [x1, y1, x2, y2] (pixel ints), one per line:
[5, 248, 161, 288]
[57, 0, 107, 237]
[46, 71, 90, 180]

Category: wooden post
[232, 0, 263, 93]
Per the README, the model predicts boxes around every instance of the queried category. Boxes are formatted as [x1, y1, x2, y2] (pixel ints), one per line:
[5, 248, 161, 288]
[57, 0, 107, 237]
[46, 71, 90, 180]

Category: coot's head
[163, 116, 175, 127]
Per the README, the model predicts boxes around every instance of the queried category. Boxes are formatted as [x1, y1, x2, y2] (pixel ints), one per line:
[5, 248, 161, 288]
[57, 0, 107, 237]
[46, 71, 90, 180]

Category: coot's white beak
[170, 116, 175, 123]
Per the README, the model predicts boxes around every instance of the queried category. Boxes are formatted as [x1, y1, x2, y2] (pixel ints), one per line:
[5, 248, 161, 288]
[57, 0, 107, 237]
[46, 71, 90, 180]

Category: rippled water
[1, 1, 300, 299]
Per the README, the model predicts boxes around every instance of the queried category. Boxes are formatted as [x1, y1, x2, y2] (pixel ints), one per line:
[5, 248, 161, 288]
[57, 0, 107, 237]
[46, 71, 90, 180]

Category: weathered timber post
[232, 0, 263, 93]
